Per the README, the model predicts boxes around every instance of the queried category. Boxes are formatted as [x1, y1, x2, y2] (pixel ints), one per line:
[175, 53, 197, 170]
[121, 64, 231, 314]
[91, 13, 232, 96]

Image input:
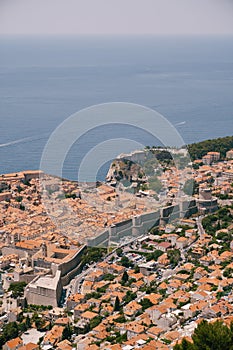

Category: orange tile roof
[81, 310, 98, 320]
[4, 337, 23, 349]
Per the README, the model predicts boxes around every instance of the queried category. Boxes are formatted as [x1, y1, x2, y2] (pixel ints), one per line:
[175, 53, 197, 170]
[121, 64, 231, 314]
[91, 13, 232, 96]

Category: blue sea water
[0, 36, 233, 180]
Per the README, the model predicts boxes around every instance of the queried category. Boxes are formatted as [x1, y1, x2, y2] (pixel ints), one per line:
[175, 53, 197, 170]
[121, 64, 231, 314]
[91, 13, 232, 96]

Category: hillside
[187, 135, 233, 161]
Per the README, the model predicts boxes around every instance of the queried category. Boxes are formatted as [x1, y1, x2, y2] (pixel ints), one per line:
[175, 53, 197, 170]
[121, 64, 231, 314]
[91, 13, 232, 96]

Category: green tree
[103, 273, 115, 281]
[89, 316, 102, 330]
[123, 291, 137, 304]
[167, 249, 181, 266]
[223, 267, 233, 278]
[17, 312, 24, 323]
[139, 298, 153, 311]
[16, 185, 23, 193]
[25, 315, 31, 328]
[173, 338, 194, 350]
[33, 312, 46, 331]
[175, 320, 233, 350]
[24, 298, 28, 309]
[116, 248, 123, 257]
[81, 247, 107, 266]
[18, 322, 27, 333]
[115, 331, 127, 343]
[114, 314, 126, 323]
[120, 256, 132, 268]
[62, 324, 72, 341]
[65, 192, 77, 199]
[188, 135, 233, 161]
[0, 322, 19, 347]
[155, 150, 173, 162]
[8, 281, 26, 298]
[121, 271, 129, 284]
[20, 204, 25, 210]
[192, 320, 232, 350]
[114, 296, 120, 312]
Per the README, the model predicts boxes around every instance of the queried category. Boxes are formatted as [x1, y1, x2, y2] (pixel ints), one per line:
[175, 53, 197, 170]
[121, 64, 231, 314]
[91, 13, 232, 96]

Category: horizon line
[1, 33, 233, 38]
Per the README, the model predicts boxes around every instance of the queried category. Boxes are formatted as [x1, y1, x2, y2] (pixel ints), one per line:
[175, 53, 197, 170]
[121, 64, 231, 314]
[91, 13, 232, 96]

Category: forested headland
[187, 135, 233, 161]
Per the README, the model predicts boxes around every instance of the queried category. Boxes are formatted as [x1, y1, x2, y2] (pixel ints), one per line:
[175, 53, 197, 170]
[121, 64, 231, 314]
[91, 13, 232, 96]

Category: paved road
[64, 225, 202, 305]
[196, 216, 205, 236]
[64, 235, 145, 301]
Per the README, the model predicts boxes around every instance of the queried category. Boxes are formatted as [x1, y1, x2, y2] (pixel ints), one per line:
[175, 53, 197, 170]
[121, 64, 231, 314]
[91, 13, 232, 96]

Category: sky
[0, 0, 233, 36]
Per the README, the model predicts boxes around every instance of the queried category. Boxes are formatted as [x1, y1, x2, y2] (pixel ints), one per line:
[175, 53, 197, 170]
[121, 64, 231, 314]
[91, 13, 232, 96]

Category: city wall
[87, 199, 197, 247]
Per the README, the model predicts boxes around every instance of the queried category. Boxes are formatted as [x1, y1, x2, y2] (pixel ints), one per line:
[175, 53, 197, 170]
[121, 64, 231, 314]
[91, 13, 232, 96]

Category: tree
[152, 249, 163, 261]
[20, 204, 25, 211]
[17, 312, 24, 323]
[62, 324, 72, 341]
[123, 291, 137, 304]
[192, 320, 232, 350]
[167, 249, 181, 266]
[0, 322, 19, 347]
[121, 271, 129, 284]
[89, 316, 102, 330]
[16, 185, 23, 193]
[175, 320, 233, 350]
[115, 331, 127, 343]
[5, 322, 19, 339]
[114, 296, 120, 311]
[120, 256, 132, 268]
[116, 248, 123, 257]
[223, 267, 233, 278]
[188, 135, 233, 161]
[18, 322, 27, 333]
[155, 150, 173, 162]
[35, 317, 45, 331]
[103, 273, 115, 281]
[114, 314, 126, 323]
[173, 338, 194, 350]
[81, 247, 107, 266]
[140, 298, 153, 311]
[8, 281, 26, 298]
[65, 192, 76, 199]
[218, 207, 231, 219]
[25, 315, 31, 328]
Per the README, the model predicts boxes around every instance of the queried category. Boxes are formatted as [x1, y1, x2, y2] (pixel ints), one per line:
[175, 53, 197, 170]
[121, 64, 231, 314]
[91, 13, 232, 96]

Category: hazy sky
[1, 0, 233, 36]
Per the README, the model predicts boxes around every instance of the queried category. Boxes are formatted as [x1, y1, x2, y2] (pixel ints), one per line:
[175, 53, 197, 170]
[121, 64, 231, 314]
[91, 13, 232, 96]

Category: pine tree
[175, 320, 233, 350]
[62, 324, 72, 341]
[121, 271, 129, 284]
[114, 296, 120, 311]
[192, 320, 232, 350]
[25, 315, 31, 329]
[173, 338, 194, 350]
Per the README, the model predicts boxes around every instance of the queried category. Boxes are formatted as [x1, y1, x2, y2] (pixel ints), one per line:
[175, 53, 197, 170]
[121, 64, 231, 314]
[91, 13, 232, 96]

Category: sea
[0, 36, 233, 181]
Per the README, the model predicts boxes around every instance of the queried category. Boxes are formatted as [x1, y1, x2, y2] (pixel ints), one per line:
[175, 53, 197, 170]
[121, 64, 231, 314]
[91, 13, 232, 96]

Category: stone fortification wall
[57, 245, 86, 278]
[110, 219, 133, 242]
[87, 199, 197, 247]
